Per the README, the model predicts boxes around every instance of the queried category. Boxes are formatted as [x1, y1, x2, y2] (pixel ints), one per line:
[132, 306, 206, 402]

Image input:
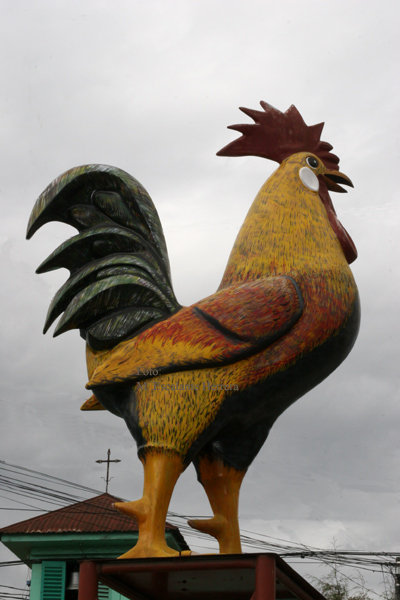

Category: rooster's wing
[87, 275, 303, 388]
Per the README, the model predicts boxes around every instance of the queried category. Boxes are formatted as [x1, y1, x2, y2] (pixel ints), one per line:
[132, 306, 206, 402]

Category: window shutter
[41, 561, 66, 600]
[98, 583, 110, 599]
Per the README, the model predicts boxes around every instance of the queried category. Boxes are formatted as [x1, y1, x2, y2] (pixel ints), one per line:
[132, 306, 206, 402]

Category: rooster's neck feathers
[219, 153, 350, 288]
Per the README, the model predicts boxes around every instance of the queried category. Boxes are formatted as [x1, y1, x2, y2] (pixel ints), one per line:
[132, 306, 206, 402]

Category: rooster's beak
[323, 170, 354, 194]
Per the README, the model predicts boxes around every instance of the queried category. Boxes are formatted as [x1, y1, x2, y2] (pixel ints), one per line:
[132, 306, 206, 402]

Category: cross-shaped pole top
[96, 449, 121, 493]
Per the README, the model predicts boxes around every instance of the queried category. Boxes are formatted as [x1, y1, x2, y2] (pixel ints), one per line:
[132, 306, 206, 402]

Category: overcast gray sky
[1, 0, 399, 593]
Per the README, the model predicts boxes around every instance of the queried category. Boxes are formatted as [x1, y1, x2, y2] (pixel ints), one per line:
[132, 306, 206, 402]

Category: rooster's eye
[306, 157, 319, 169]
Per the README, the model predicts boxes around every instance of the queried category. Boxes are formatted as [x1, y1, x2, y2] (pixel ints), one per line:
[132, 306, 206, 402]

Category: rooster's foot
[115, 500, 192, 558]
[188, 515, 227, 538]
[114, 450, 186, 559]
[114, 499, 148, 522]
[188, 515, 241, 554]
[118, 542, 192, 559]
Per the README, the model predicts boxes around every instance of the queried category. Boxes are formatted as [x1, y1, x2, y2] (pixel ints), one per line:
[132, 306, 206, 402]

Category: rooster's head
[217, 101, 357, 264]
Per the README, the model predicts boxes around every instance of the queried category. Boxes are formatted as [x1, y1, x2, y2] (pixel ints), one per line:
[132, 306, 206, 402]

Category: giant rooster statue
[27, 102, 360, 559]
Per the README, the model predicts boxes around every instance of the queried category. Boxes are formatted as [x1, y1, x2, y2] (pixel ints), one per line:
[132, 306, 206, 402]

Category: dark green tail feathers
[27, 164, 181, 350]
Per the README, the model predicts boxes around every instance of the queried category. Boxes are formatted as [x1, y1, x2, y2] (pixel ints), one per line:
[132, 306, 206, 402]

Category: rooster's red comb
[217, 102, 340, 171]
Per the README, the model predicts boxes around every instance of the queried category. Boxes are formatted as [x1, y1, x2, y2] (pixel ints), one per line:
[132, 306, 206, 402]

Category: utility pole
[96, 449, 121, 493]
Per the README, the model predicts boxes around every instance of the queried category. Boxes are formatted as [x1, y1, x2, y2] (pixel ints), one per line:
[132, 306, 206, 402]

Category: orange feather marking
[86, 276, 303, 388]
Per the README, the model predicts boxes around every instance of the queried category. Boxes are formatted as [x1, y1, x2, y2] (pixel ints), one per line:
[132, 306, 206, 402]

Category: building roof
[0, 493, 179, 535]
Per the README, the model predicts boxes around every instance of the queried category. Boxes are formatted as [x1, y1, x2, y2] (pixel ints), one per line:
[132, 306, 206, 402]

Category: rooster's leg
[114, 448, 188, 558]
[188, 455, 246, 554]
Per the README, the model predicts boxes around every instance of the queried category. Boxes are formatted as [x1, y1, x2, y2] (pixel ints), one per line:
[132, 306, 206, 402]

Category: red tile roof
[0, 493, 178, 535]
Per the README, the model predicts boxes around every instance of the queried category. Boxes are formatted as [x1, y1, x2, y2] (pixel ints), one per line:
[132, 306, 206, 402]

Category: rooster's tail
[27, 164, 181, 350]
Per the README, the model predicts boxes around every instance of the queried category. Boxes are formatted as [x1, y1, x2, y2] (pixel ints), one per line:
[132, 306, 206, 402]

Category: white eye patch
[299, 167, 319, 192]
